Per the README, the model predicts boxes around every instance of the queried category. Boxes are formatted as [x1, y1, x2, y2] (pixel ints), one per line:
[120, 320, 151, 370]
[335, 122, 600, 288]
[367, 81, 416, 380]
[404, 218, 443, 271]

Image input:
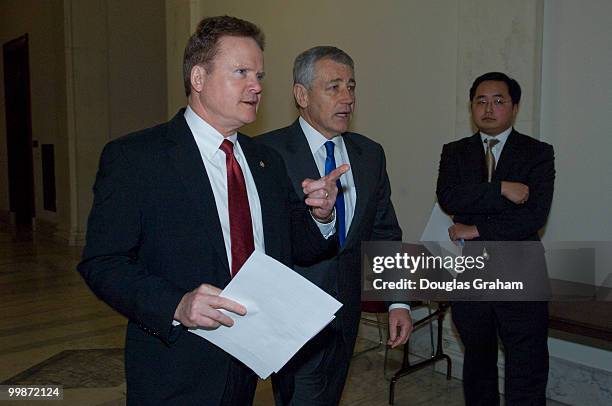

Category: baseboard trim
[54, 228, 86, 246]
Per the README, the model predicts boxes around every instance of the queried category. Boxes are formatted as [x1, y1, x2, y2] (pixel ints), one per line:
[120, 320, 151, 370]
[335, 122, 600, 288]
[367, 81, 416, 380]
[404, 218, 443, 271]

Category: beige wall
[0, 0, 67, 226]
[455, 1, 544, 137]
[165, 0, 192, 117]
[540, 0, 612, 374]
[540, 0, 612, 241]
[63, 0, 167, 243]
[107, 2, 168, 137]
[169, 0, 544, 240]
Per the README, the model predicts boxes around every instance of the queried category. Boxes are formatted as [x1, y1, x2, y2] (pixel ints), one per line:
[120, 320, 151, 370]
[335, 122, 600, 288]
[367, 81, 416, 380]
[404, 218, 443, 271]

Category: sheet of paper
[189, 251, 342, 379]
[420, 202, 463, 258]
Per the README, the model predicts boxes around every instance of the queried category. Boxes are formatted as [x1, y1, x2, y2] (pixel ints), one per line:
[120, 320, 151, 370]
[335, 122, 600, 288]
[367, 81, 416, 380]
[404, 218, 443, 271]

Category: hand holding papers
[189, 251, 342, 379]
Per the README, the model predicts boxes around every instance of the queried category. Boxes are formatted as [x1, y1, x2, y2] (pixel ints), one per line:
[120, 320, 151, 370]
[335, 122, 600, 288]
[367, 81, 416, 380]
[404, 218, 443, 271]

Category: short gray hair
[293, 46, 354, 88]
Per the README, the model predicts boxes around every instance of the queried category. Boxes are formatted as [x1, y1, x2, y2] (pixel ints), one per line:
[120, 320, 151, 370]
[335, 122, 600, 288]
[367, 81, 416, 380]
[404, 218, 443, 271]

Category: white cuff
[389, 303, 411, 312]
[312, 208, 336, 239]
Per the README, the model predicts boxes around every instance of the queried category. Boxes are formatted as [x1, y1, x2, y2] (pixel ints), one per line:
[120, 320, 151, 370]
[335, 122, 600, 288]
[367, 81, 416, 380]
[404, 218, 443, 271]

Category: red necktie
[219, 139, 254, 277]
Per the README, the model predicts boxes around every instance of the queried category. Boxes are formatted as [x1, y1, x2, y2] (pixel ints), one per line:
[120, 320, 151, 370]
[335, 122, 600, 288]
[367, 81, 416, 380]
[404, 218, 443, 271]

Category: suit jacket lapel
[284, 120, 322, 199]
[284, 123, 366, 250]
[342, 135, 365, 249]
[238, 133, 283, 259]
[493, 129, 519, 181]
[468, 132, 488, 182]
[285, 122, 365, 250]
[164, 111, 230, 275]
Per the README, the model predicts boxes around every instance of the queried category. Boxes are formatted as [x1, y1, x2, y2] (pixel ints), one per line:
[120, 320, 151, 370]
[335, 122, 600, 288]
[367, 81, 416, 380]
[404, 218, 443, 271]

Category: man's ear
[293, 84, 309, 109]
[190, 65, 206, 93]
[511, 103, 519, 121]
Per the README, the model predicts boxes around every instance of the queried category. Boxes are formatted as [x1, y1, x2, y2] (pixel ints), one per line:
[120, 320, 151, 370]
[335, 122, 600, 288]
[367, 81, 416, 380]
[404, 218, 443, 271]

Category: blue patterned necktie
[324, 141, 346, 247]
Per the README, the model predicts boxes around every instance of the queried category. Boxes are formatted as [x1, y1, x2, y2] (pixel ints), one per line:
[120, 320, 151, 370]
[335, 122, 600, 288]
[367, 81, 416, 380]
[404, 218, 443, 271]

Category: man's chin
[241, 114, 258, 126]
[339, 127, 349, 134]
[332, 123, 350, 134]
[477, 122, 497, 131]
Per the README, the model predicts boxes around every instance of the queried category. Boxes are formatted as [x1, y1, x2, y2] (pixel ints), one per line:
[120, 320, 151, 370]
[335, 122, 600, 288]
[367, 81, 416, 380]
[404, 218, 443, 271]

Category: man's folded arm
[437, 143, 513, 215]
[475, 144, 555, 241]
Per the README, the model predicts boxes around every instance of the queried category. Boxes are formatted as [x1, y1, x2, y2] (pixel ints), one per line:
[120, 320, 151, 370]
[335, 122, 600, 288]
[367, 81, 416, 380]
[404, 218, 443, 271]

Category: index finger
[215, 296, 247, 316]
[325, 164, 350, 183]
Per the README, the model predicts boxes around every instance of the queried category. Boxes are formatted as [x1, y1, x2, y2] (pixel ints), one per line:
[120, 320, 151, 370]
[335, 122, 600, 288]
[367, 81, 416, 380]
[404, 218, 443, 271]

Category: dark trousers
[272, 321, 356, 406]
[220, 358, 258, 406]
[452, 301, 549, 406]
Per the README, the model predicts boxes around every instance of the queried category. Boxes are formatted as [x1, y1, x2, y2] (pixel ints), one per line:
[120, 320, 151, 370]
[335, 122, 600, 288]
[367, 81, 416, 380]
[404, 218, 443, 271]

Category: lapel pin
[259, 161, 265, 168]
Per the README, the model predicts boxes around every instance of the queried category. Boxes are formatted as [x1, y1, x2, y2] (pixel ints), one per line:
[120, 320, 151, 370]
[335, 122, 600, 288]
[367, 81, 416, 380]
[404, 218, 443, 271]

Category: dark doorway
[3, 34, 34, 226]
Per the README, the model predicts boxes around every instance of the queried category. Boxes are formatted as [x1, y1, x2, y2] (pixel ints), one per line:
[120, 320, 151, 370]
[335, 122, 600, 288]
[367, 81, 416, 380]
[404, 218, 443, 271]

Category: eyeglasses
[472, 97, 511, 108]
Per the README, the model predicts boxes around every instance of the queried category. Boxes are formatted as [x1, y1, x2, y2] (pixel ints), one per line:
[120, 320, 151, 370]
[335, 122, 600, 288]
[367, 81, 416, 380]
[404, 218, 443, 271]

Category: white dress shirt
[480, 126, 512, 166]
[185, 107, 334, 273]
[299, 117, 409, 313]
[185, 106, 265, 272]
[300, 117, 356, 233]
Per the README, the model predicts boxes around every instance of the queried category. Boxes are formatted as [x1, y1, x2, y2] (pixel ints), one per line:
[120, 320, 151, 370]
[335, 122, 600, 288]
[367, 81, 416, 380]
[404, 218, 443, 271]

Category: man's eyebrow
[476, 93, 505, 98]
[327, 78, 356, 84]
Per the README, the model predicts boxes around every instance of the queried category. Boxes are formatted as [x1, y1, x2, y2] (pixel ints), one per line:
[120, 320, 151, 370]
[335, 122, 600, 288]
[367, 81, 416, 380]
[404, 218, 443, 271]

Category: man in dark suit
[78, 17, 348, 405]
[436, 71, 555, 405]
[258, 46, 413, 406]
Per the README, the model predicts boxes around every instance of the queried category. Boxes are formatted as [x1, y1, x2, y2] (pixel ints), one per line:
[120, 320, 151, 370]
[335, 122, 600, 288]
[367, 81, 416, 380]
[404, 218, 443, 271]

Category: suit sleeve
[475, 144, 555, 240]
[77, 142, 186, 344]
[371, 146, 402, 242]
[369, 146, 406, 309]
[437, 142, 513, 215]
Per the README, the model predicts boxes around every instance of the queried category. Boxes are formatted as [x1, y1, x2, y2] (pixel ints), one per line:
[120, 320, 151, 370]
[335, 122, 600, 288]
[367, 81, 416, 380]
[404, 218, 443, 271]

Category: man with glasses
[436, 72, 555, 405]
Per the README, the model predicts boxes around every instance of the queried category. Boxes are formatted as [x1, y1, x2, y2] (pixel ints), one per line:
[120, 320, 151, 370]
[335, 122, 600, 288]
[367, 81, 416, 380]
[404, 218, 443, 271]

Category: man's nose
[249, 76, 263, 94]
[339, 87, 354, 104]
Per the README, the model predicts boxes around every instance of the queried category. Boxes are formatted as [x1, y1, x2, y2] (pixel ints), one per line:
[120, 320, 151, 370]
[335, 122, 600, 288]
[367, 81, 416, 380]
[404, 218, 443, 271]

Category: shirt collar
[299, 116, 342, 155]
[184, 105, 238, 161]
[480, 126, 512, 146]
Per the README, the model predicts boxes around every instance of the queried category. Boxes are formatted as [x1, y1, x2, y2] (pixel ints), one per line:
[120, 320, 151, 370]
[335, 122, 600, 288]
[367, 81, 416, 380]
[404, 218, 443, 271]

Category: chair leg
[353, 312, 384, 358]
[435, 307, 452, 379]
[389, 377, 396, 405]
[383, 342, 395, 380]
[375, 313, 384, 345]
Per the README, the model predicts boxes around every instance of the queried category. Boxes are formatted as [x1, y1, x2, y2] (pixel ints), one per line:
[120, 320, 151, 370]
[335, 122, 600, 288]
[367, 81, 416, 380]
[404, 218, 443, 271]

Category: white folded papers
[421, 202, 463, 260]
[189, 251, 342, 379]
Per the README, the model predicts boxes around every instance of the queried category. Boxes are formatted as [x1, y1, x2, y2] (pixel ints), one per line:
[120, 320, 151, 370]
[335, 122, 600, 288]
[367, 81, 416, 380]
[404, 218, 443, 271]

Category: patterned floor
[2, 349, 124, 388]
